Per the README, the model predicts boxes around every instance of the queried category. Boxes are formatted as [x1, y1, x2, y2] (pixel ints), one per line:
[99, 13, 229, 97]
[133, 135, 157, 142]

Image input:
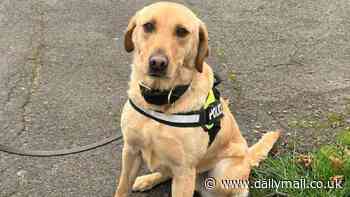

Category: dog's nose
[148, 54, 168, 76]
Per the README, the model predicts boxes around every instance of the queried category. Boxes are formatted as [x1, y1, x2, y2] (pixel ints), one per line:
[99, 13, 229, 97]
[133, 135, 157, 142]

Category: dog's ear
[124, 15, 137, 52]
[195, 22, 209, 73]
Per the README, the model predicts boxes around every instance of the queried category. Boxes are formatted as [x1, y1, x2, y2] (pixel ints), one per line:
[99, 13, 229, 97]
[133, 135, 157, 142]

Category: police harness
[129, 74, 224, 146]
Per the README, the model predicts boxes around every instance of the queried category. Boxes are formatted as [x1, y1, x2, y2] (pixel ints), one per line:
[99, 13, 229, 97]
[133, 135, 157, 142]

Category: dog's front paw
[132, 174, 159, 192]
[114, 193, 127, 197]
[114, 189, 128, 197]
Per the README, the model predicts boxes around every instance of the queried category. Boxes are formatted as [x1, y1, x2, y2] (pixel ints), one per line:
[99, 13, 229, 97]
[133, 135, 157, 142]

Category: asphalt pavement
[0, 0, 349, 196]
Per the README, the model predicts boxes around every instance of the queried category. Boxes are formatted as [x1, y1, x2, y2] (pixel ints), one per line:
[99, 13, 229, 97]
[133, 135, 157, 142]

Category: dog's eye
[175, 27, 189, 38]
[143, 22, 155, 33]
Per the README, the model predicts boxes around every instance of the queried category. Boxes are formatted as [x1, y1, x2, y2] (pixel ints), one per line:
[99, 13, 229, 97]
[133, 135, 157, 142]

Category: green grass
[337, 127, 350, 146]
[250, 130, 350, 197]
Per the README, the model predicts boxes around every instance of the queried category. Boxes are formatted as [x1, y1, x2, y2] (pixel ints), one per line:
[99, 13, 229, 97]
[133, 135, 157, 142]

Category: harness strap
[129, 100, 204, 127]
[129, 92, 223, 146]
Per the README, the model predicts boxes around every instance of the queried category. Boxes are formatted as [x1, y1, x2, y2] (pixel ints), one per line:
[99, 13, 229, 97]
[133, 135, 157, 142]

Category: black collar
[139, 83, 190, 105]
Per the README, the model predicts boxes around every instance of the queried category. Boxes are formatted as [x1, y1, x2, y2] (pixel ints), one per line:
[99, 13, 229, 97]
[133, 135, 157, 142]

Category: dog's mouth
[139, 81, 153, 90]
[148, 72, 163, 78]
[138, 80, 171, 93]
[147, 72, 171, 79]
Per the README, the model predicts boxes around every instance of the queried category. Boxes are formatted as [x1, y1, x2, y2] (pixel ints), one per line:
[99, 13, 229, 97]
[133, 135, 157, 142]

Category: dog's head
[124, 2, 209, 89]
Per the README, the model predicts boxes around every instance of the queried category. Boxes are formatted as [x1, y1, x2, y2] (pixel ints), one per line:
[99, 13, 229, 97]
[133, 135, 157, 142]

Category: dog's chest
[121, 103, 209, 171]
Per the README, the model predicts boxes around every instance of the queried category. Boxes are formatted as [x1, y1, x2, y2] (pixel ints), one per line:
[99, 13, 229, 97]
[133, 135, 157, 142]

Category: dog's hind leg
[132, 172, 170, 192]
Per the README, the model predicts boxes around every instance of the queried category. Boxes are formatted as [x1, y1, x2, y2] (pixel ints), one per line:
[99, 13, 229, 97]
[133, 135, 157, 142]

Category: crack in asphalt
[16, 1, 46, 138]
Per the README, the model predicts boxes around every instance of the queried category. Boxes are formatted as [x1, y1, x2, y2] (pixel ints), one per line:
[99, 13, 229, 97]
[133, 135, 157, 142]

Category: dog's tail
[248, 130, 281, 167]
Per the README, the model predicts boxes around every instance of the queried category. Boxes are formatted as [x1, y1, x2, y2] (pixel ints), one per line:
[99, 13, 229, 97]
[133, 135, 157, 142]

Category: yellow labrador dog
[115, 2, 280, 197]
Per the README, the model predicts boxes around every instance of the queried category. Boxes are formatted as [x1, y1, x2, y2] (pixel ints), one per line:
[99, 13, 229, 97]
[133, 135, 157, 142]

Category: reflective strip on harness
[129, 100, 200, 124]
[129, 100, 204, 127]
